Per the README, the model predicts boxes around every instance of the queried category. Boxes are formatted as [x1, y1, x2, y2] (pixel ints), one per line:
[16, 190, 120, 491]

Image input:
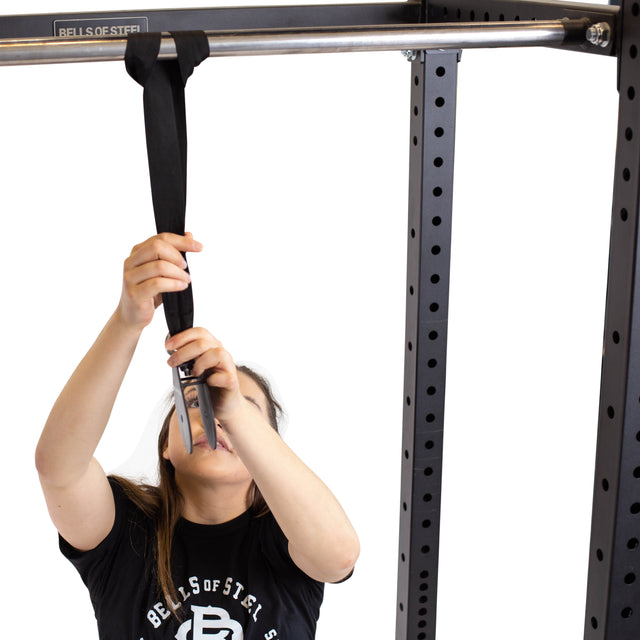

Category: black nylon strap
[125, 31, 209, 336]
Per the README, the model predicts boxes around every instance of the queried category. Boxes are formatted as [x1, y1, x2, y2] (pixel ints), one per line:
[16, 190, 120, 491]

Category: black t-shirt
[60, 477, 324, 639]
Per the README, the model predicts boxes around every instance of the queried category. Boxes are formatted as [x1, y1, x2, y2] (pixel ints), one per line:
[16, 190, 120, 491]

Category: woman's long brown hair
[110, 365, 283, 616]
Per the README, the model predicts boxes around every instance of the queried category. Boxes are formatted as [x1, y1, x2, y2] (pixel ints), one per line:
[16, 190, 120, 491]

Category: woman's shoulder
[59, 476, 157, 587]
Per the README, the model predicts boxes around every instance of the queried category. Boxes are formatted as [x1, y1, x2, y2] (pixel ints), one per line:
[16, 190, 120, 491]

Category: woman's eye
[186, 396, 199, 409]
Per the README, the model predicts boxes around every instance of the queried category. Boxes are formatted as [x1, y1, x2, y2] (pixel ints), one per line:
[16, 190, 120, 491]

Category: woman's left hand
[165, 328, 245, 423]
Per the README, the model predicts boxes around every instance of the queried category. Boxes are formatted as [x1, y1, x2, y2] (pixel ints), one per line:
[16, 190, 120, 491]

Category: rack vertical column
[396, 49, 460, 640]
[583, 0, 640, 637]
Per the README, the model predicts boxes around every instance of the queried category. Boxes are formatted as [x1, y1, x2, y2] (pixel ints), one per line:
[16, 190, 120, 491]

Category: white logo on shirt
[174, 605, 243, 640]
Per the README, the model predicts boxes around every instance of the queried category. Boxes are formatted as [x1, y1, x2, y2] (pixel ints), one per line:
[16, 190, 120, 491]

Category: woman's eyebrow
[244, 395, 262, 412]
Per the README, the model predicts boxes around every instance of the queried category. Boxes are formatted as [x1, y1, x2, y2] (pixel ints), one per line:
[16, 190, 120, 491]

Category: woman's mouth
[194, 434, 229, 452]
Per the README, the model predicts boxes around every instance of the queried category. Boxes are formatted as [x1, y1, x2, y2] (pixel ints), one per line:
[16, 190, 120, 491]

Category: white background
[0, 1, 618, 639]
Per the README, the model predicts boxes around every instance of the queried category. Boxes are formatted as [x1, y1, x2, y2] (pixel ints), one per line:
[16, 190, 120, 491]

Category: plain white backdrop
[1, 1, 618, 638]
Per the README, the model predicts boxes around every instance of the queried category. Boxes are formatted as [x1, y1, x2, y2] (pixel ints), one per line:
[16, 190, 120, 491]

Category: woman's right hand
[115, 232, 203, 331]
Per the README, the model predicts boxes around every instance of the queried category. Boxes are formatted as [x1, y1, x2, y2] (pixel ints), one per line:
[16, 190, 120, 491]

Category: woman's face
[163, 371, 270, 489]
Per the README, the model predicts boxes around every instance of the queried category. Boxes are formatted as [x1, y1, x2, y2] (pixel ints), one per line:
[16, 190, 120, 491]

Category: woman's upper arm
[38, 456, 115, 552]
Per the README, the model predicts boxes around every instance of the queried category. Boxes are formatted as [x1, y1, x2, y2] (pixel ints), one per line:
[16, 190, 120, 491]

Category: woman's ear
[160, 408, 175, 462]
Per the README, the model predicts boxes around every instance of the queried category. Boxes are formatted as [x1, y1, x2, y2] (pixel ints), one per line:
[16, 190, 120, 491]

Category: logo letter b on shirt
[175, 605, 244, 640]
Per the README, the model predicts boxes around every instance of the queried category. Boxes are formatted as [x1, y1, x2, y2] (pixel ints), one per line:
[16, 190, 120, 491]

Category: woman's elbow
[290, 530, 360, 584]
[338, 532, 360, 577]
[35, 442, 52, 479]
[322, 531, 361, 583]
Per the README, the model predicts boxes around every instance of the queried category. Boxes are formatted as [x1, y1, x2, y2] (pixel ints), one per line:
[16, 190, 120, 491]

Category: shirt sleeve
[255, 512, 325, 630]
[257, 512, 354, 584]
[256, 512, 327, 585]
[58, 477, 135, 600]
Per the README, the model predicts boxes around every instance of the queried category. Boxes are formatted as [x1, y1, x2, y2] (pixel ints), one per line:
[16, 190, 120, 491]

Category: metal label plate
[53, 17, 149, 38]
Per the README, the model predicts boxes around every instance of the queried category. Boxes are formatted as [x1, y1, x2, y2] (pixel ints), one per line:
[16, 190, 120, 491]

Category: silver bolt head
[587, 22, 611, 48]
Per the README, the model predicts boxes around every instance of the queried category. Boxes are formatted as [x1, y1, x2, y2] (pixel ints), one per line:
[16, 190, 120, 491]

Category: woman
[35, 232, 359, 639]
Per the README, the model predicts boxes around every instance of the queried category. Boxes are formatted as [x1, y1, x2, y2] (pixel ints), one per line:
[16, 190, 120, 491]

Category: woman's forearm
[224, 403, 360, 583]
[35, 310, 143, 487]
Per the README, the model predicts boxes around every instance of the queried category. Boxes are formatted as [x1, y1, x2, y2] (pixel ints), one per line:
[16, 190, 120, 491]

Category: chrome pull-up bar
[0, 18, 599, 66]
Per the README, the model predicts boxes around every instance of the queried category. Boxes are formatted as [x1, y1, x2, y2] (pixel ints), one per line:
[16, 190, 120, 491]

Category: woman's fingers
[167, 339, 212, 368]
[116, 233, 203, 331]
[167, 340, 227, 374]
[131, 276, 191, 303]
[202, 369, 238, 392]
[127, 233, 202, 271]
[125, 259, 191, 289]
[167, 329, 247, 422]
[166, 330, 237, 389]
[165, 327, 220, 352]
[122, 255, 192, 310]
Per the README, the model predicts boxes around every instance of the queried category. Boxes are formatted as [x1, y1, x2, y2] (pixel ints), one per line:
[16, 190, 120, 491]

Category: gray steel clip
[172, 361, 217, 454]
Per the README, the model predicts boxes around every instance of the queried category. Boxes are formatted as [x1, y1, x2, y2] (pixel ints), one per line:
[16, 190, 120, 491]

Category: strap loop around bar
[125, 30, 209, 336]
